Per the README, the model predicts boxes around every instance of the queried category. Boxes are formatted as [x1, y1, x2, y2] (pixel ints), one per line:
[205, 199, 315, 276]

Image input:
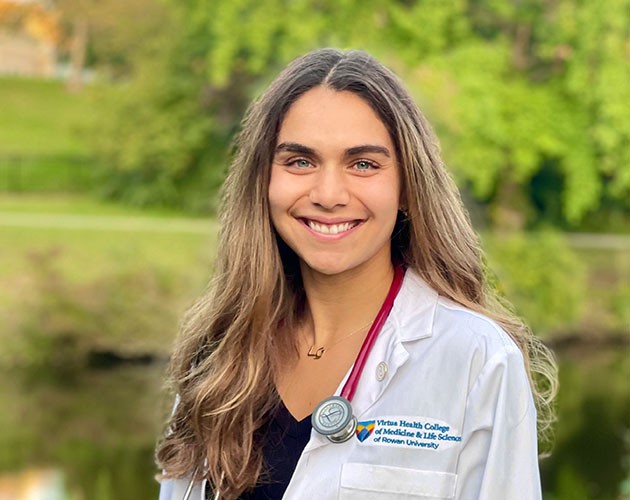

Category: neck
[300, 254, 395, 347]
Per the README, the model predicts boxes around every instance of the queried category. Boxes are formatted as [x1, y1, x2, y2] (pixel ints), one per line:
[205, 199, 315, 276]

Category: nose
[308, 167, 350, 210]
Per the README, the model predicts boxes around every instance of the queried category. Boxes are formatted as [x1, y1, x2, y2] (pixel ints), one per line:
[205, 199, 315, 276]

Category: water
[0, 363, 165, 500]
[0, 345, 627, 500]
[540, 343, 629, 500]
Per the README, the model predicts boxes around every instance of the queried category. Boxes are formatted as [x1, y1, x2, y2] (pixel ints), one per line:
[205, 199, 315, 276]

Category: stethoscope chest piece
[311, 396, 357, 443]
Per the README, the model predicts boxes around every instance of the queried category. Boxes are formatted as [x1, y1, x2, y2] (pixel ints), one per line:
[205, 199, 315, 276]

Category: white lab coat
[159, 270, 542, 499]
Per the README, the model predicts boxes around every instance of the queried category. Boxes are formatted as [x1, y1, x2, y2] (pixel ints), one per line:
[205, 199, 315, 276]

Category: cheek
[268, 165, 310, 214]
[364, 177, 401, 219]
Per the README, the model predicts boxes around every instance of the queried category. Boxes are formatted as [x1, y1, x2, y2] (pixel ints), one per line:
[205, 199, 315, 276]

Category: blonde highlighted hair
[156, 48, 557, 498]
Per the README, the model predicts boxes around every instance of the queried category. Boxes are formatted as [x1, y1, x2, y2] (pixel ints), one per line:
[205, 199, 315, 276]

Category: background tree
[53, 0, 171, 89]
[413, 0, 630, 227]
[91, 0, 630, 228]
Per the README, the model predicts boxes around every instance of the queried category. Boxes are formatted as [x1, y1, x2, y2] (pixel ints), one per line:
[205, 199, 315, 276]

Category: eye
[288, 158, 313, 169]
[353, 159, 378, 171]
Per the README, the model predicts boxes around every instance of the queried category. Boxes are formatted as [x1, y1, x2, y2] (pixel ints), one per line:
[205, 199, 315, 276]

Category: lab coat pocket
[339, 463, 456, 499]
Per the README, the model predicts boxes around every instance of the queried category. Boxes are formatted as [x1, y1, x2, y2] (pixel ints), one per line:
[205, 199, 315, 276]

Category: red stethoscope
[311, 265, 405, 443]
[185, 265, 405, 499]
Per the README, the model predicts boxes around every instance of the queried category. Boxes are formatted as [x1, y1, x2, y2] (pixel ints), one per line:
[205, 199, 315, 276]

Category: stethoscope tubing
[340, 265, 405, 401]
[182, 475, 196, 500]
[182, 265, 405, 498]
[310, 265, 405, 443]
[181, 466, 221, 500]
[182, 474, 220, 500]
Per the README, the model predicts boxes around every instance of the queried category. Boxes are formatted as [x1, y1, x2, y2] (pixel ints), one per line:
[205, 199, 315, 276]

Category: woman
[156, 48, 557, 500]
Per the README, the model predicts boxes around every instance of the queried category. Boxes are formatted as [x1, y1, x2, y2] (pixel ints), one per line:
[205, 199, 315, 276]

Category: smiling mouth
[304, 219, 360, 235]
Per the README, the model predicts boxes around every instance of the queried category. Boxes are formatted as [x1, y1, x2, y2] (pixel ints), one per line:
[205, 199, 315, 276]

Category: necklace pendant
[307, 345, 326, 359]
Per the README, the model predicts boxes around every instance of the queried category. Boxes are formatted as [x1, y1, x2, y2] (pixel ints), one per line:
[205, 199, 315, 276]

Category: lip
[298, 216, 364, 239]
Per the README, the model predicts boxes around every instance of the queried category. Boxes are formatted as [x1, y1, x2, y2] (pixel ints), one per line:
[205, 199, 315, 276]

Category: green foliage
[551, 1, 630, 200]
[611, 283, 630, 330]
[415, 0, 630, 225]
[550, 464, 592, 500]
[90, 0, 629, 223]
[189, 0, 469, 87]
[53, 0, 172, 77]
[484, 231, 586, 334]
[89, 5, 230, 210]
[0, 212, 216, 371]
[91, 76, 219, 209]
[6, 248, 180, 371]
[89, 0, 477, 211]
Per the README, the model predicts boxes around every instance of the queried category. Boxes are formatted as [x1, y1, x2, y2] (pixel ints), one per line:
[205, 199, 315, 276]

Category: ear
[398, 198, 409, 217]
[398, 188, 408, 216]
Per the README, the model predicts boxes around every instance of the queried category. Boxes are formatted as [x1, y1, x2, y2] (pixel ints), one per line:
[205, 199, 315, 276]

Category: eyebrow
[275, 142, 391, 158]
[275, 142, 317, 156]
[345, 145, 391, 158]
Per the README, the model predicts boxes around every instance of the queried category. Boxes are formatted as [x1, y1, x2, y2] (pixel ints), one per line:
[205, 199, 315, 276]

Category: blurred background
[0, 0, 628, 498]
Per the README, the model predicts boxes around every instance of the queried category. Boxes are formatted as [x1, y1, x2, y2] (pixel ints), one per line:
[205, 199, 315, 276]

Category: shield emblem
[355, 420, 376, 442]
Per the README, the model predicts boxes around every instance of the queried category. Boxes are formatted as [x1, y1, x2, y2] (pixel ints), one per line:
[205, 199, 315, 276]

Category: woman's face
[268, 86, 400, 278]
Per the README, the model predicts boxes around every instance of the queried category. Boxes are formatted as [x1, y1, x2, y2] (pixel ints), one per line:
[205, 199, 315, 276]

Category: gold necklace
[307, 321, 373, 360]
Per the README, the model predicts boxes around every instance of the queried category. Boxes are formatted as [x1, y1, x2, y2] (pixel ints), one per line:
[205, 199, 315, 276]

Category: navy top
[205, 402, 312, 499]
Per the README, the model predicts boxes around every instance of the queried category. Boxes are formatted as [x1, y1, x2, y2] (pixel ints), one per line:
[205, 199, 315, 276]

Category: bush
[484, 230, 586, 335]
[3, 247, 182, 372]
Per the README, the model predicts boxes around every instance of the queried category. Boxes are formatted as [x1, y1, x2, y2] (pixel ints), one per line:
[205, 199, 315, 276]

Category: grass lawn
[0, 77, 93, 156]
[0, 195, 218, 281]
[0, 223, 217, 284]
[0, 192, 202, 217]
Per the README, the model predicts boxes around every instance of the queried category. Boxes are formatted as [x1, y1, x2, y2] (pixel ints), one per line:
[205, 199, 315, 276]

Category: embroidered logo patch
[355, 416, 462, 451]
[355, 420, 375, 442]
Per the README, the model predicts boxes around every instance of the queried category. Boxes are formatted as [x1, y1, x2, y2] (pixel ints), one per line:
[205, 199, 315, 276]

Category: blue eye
[355, 160, 376, 170]
[292, 159, 312, 168]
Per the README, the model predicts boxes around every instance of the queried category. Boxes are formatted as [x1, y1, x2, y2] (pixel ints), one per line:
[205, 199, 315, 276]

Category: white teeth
[307, 220, 356, 235]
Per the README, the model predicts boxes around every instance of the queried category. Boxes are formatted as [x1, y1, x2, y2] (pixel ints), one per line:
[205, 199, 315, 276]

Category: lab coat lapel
[347, 270, 439, 419]
[302, 270, 438, 453]
[350, 322, 409, 419]
[301, 320, 408, 454]
[287, 340, 404, 498]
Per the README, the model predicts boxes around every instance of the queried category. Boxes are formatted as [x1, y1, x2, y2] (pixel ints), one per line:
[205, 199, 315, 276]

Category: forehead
[277, 87, 393, 152]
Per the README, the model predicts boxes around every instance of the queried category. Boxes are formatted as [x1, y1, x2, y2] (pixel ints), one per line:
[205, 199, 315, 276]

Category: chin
[301, 255, 356, 276]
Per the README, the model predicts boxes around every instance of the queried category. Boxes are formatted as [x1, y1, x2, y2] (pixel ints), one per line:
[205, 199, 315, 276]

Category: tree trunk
[490, 176, 530, 231]
[512, 22, 532, 71]
[66, 16, 88, 93]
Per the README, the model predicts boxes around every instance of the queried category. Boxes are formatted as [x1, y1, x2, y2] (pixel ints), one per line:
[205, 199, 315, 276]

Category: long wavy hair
[156, 48, 557, 498]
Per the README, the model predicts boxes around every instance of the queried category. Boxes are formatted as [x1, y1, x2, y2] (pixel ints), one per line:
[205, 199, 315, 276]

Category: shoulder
[393, 271, 536, 427]
[396, 269, 521, 359]
[435, 295, 521, 360]
[394, 270, 533, 421]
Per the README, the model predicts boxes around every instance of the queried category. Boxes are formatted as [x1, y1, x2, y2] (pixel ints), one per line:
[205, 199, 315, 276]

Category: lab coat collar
[391, 269, 439, 343]
[303, 269, 439, 453]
